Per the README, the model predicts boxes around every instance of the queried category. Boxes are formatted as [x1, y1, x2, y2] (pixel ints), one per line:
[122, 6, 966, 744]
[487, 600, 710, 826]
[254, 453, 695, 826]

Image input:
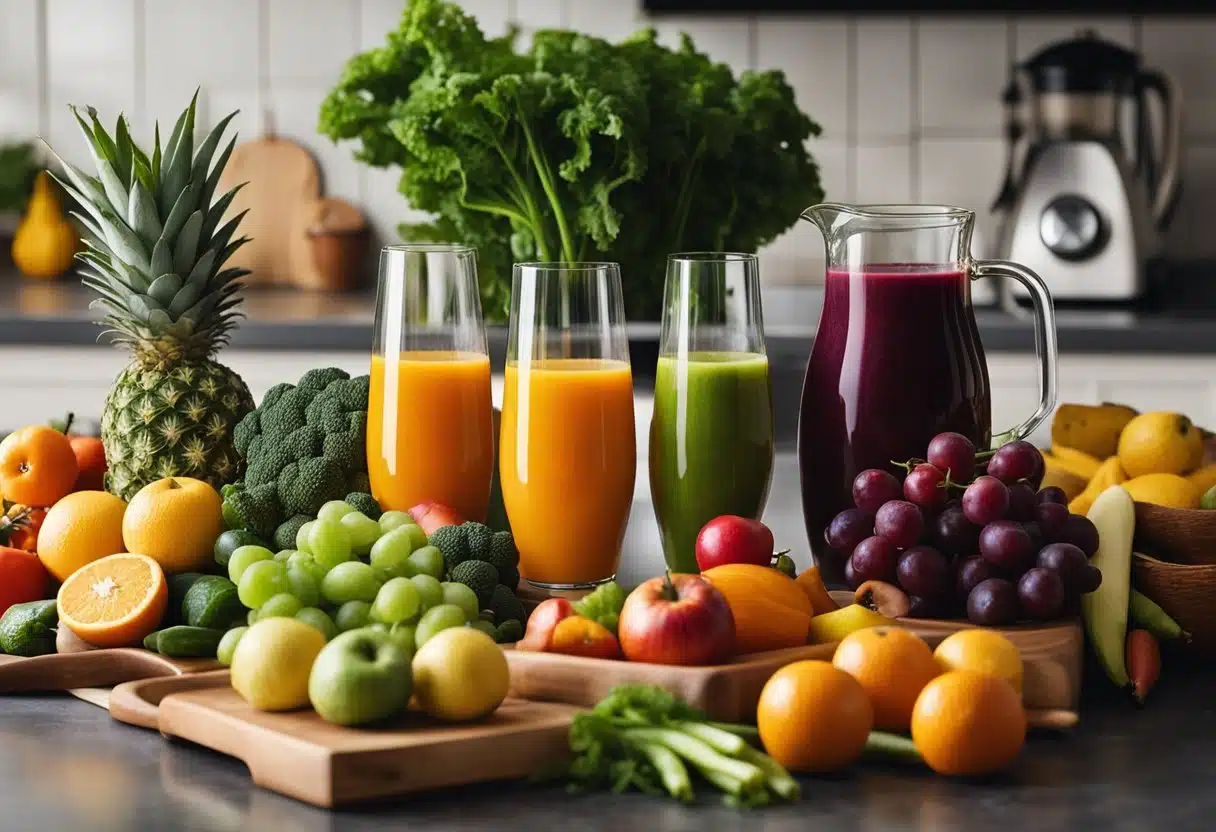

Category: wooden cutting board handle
[109, 669, 232, 730]
[0, 649, 216, 693]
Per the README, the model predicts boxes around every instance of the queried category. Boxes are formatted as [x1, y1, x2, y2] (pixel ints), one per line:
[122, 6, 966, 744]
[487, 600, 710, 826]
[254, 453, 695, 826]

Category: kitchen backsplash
[2, 0, 1215, 286]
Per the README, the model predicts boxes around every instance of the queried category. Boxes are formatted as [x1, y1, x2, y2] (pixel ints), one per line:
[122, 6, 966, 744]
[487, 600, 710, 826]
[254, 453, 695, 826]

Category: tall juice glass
[367, 244, 494, 522]
[650, 253, 774, 573]
[501, 263, 636, 589]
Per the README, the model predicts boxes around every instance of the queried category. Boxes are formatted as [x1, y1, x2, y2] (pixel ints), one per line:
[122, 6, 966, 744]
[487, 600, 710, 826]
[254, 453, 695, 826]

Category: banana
[1082, 486, 1135, 691]
[1050, 444, 1104, 481]
[1069, 456, 1127, 515]
[1051, 402, 1139, 460]
[1040, 454, 1089, 501]
[807, 604, 894, 645]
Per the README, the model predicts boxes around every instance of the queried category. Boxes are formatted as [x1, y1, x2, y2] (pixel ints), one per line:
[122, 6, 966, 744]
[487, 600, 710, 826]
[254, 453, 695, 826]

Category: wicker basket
[1131, 553, 1216, 656]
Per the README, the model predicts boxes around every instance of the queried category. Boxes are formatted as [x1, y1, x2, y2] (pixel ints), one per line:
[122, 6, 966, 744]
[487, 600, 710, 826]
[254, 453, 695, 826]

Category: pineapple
[45, 93, 255, 499]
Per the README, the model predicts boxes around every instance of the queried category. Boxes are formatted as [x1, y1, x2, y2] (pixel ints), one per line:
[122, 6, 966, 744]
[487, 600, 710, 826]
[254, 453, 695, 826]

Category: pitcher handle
[972, 259, 1058, 446]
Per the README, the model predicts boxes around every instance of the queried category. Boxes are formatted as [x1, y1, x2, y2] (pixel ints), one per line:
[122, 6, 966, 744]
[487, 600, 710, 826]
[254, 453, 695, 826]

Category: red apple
[516, 598, 576, 652]
[618, 573, 735, 666]
[695, 515, 775, 571]
[407, 500, 465, 536]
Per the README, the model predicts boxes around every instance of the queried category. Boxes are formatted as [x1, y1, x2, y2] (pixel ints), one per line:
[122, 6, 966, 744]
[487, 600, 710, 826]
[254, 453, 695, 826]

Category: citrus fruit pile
[757, 626, 1027, 778]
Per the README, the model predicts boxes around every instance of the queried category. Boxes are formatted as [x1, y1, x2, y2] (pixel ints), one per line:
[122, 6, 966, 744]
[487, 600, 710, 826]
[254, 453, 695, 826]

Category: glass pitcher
[797, 204, 1058, 586]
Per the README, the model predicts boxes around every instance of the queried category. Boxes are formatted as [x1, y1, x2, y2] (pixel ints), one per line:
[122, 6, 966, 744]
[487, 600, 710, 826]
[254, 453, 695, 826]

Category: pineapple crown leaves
[40, 89, 252, 360]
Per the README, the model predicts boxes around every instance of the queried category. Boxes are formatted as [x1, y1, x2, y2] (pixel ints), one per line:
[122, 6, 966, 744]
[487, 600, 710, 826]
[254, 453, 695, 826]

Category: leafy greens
[319, 0, 823, 321]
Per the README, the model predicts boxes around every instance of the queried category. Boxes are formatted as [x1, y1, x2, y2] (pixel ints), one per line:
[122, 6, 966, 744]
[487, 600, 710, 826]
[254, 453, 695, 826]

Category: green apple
[308, 628, 413, 726]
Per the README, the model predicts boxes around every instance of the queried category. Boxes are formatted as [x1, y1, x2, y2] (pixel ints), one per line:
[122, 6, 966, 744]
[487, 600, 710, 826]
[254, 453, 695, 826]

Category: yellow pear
[11, 171, 79, 279]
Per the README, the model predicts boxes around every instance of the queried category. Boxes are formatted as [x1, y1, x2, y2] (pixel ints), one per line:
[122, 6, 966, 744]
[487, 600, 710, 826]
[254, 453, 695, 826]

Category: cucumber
[1129, 589, 1190, 642]
[144, 630, 162, 652]
[154, 626, 226, 659]
[182, 576, 244, 629]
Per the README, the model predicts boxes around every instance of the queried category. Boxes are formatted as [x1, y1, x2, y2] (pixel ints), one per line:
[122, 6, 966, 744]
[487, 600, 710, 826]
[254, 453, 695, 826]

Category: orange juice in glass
[367, 245, 494, 522]
[501, 263, 636, 588]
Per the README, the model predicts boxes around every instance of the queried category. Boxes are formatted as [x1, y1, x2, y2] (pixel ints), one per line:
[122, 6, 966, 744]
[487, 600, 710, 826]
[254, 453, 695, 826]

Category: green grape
[415, 604, 468, 648]
[409, 574, 444, 612]
[273, 550, 291, 562]
[407, 545, 445, 580]
[228, 545, 274, 584]
[369, 527, 418, 579]
[378, 510, 413, 535]
[309, 518, 353, 570]
[370, 578, 421, 625]
[295, 520, 316, 553]
[387, 623, 416, 657]
[247, 608, 260, 626]
[317, 500, 356, 523]
[334, 600, 372, 632]
[295, 607, 339, 641]
[237, 560, 289, 609]
[340, 511, 382, 556]
[400, 524, 428, 553]
[321, 561, 383, 605]
[440, 581, 479, 622]
[216, 626, 248, 666]
[368, 622, 390, 633]
[286, 560, 322, 607]
[259, 593, 303, 619]
[469, 620, 498, 639]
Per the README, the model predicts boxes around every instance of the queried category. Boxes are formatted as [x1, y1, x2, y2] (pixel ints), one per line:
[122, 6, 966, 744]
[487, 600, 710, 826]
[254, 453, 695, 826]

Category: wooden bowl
[1131, 553, 1216, 655]
[1133, 501, 1216, 565]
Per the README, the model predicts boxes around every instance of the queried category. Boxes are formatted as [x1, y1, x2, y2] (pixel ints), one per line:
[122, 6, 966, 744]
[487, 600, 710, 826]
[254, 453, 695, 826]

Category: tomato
[0, 546, 51, 616]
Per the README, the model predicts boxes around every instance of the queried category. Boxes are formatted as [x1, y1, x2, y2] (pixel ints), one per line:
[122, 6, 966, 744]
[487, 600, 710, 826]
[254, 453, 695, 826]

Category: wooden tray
[0, 649, 219, 694]
[111, 671, 580, 808]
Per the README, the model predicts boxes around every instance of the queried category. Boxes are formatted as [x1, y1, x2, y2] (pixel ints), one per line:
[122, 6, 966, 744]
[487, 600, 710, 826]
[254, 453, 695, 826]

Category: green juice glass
[649, 253, 775, 573]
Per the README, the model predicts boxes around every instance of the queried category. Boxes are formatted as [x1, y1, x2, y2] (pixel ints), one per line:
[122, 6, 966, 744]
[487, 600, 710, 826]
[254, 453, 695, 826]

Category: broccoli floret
[283, 425, 322, 460]
[259, 382, 294, 411]
[347, 471, 371, 495]
[430, 525, 470, 574]
[495, 619, 523, 644]
[306, 397, 348, 435]
[264, 388, 310, 435]
[322, 430, 362, 471]
[279, 456, 346, 517]
[330, 376, 370, 412]
[233, 412, 260, 457]
[345, 492, 382, 520]
[298, 367, 349, 391]
[224, 483, 279, 539]
[461, 522, 495, 562]
[488, 584, 525, 625]
[450, 560, 498, 607]
[274, 514, 311, 551]
[487, 531, 519, 574]
[244, 442, 293, 488]
[245, 433, 265, 463]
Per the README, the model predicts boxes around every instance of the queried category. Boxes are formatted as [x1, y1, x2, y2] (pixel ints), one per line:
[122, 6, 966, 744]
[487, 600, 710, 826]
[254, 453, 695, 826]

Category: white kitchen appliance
[994, 31, 1182, 302]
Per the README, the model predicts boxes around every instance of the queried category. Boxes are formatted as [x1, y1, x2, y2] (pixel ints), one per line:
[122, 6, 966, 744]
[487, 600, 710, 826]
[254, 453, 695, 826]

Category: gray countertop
[5, 264, 1216, 358]
[0, 662, 1211, 830]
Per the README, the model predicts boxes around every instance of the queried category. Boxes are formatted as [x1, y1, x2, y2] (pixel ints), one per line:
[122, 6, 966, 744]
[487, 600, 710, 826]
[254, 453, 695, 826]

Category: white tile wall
[4, 0, 1215, 288]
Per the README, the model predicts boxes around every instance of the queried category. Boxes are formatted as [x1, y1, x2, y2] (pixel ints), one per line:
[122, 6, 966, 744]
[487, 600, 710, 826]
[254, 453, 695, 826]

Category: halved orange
[57, 553, 167, 648]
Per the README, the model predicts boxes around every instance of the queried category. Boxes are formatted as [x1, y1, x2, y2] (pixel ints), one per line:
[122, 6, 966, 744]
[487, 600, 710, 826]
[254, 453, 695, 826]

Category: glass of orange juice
[367, 244, 494, 522]
[501, 262, 636, 589]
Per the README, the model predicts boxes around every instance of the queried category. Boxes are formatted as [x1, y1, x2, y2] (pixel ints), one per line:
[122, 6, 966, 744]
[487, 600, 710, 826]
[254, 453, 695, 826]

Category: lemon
[1117, 412, 1204, 478]
[230, 618, 326, 711]
[412, 627, 509, 721]
[933, 629, 1024, 696]
[1122, 473, 1201, 510]
[122, 477, 224, 574]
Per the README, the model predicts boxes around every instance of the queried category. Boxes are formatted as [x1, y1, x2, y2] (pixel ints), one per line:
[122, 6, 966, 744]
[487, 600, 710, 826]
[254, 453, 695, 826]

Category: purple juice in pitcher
[798, 266, 992, 586]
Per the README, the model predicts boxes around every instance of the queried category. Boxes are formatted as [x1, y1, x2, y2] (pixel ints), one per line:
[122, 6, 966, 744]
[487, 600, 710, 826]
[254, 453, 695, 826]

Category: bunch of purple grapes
[825, 433, 1103, 626]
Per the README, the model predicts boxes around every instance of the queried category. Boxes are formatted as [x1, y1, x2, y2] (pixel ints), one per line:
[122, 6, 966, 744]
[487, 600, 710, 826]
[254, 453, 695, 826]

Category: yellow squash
[11, 171, 79, 279]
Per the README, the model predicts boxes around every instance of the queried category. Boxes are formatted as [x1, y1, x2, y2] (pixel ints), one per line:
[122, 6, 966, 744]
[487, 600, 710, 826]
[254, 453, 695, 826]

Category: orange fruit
[934, 629, 1024, 696]
[36, 491, 128, 582]
[122, 477, 224, 574]
[0, 425, 79, 507]
[69, 436, 107, 492]
[757, 660, 873, 773]
[57, 552, 168, 648]
[911, 670, 1026, 776]
[832, 626, 940, 733]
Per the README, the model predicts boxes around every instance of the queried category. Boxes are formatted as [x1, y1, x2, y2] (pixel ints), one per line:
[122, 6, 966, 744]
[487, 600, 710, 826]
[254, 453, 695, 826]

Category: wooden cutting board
[111, 670, 580, 808]
[0, 649, 219, 694]
[505, 643, 837, 723]
[216, 137, 320, 288]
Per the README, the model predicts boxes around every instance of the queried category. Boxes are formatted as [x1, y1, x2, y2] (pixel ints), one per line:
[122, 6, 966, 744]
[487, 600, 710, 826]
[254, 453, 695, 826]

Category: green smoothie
[649, 352, 775, 573]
